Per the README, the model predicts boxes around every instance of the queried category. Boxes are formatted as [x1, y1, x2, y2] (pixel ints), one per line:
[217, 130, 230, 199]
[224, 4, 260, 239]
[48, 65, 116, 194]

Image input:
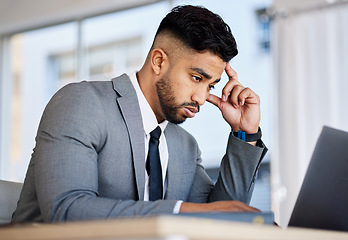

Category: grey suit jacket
[12, 74, 267, 223]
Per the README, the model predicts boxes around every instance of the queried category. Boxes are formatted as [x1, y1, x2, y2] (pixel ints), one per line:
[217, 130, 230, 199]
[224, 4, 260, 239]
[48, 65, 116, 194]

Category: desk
[1, 216, 348, 240]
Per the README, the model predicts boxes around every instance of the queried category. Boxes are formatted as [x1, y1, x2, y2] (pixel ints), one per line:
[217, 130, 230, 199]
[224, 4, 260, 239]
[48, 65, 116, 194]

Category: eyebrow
[191, 67, 221, 83]
[191, 67, 212, 79]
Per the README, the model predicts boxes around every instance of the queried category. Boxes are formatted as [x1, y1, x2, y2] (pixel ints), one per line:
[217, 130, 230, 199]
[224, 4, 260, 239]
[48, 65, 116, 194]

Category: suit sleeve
[33, 82, 177, 222]
[187, 133, 267, 204]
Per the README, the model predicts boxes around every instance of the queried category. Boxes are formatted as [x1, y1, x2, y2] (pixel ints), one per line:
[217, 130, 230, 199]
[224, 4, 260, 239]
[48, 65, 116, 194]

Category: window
[5, 23, 78, 181]
[49, 37, 143, 86]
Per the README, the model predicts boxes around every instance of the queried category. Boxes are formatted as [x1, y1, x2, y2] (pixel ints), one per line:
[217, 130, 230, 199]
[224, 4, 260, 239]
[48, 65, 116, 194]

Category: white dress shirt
[129, 72, 182, 213]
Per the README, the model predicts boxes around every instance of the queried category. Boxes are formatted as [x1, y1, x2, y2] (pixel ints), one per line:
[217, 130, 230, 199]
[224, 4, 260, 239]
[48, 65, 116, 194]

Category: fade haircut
[155, 5, 238, 62]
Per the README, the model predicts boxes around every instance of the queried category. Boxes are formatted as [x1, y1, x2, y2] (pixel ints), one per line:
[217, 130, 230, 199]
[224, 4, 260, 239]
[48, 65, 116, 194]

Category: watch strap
[232, 127, 262, 142]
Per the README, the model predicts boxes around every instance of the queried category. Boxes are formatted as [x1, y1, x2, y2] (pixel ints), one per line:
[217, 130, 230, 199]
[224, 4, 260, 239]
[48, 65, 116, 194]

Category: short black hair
[155, 5, 238, 62]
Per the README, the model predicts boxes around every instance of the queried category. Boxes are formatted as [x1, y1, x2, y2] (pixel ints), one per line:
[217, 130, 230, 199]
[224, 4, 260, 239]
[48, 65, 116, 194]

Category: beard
[156, 74, 199, 124]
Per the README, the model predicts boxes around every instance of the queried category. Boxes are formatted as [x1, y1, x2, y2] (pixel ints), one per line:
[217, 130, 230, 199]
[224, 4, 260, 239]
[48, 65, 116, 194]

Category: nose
[191, 87, 209, 106]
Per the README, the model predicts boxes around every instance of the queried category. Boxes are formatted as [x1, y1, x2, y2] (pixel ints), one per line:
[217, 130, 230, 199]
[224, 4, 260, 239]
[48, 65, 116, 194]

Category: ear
[150, 48, 168, 75]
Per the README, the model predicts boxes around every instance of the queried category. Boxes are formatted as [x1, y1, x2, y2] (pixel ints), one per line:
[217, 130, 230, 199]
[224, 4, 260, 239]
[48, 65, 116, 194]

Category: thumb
[206, 94, 222, 110]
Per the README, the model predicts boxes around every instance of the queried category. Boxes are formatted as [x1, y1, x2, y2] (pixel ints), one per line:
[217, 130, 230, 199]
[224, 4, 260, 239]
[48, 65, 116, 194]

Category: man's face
[156, 51, 226, 124]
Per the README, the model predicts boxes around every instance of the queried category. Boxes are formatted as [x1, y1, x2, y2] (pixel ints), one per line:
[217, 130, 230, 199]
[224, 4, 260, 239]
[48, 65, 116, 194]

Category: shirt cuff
[173, 200, 183, 214]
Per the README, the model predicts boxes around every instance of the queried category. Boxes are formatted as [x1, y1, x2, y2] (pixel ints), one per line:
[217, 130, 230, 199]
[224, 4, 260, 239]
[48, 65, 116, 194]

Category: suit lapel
[112, 74, 145, 200]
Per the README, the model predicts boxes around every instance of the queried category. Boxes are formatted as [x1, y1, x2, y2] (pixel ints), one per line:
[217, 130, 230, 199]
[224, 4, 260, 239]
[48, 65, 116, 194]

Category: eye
[192, 75, 202, 82]
[208, 85, 215, 90]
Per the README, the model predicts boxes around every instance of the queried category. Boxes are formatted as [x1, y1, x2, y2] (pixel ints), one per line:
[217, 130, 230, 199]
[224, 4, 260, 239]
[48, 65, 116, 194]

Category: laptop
[288, 126, 348, 231]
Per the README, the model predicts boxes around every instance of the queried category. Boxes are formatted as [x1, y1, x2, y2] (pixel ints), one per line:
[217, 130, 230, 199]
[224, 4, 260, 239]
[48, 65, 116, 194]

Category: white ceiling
[0, 0, 164, 35]
[273, 0, 326, 10]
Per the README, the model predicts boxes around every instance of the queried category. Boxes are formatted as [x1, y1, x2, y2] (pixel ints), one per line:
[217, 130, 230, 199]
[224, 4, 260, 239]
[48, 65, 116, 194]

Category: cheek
[173, 81, 194, 101]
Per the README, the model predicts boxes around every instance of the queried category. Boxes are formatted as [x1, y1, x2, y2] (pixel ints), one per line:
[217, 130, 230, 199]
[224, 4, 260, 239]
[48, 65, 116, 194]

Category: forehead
[176, 50, 226, 79]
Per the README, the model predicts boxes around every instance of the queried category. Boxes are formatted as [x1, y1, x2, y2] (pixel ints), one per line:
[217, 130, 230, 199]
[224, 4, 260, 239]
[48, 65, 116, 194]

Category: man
[12, 5, 267, 222]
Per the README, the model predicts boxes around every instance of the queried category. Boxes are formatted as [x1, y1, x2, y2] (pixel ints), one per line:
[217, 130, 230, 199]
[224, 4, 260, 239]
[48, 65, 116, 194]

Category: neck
[137, 66, 164, 123]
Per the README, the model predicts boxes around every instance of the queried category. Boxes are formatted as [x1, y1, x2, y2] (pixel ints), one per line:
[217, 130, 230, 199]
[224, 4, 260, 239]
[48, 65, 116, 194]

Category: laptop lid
[288, 126, 348, 231]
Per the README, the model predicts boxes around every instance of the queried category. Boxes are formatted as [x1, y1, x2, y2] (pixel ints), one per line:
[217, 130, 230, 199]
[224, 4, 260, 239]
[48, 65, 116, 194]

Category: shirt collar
[129, 71, 168, 135]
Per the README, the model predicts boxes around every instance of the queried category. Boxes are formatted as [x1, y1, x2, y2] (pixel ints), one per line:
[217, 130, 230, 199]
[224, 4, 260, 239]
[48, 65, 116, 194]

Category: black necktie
[146, 126, 163, 201]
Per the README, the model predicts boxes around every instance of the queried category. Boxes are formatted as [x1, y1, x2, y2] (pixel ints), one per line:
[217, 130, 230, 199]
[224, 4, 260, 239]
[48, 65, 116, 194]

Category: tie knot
[150, 126, 161, 140]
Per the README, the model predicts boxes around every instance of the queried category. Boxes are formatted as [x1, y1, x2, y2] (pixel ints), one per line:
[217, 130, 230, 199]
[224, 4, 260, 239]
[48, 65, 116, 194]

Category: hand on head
[207, 63, 260, 134]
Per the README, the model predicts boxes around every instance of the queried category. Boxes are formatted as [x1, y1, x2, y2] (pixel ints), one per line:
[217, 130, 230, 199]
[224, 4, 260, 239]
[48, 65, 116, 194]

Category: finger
[222, 65, 243, 103]
[225, 62, 238, 81]
[221, 78, 243, 103]
[229, 84, 245, 107]
[244, 205, 261, 212]
[206, 94, 222, 109]
[238, 87, 260, 106]
[235, 202, 261, 212]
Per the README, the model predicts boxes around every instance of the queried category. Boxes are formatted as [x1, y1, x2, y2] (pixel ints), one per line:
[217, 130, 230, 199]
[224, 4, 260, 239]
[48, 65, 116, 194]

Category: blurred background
[0, 0, 347, 228]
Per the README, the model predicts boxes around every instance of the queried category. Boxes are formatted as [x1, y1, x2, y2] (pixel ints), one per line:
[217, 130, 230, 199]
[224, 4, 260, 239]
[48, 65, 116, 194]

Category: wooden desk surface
[1, 216, 348, 240]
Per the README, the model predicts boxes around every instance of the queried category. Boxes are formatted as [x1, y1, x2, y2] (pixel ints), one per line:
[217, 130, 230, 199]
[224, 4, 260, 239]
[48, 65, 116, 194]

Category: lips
[184, 107, 198, 118]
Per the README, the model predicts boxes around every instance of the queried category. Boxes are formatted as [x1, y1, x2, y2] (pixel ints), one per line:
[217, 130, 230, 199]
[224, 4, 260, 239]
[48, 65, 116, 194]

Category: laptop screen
[288, 126, 348, 231]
